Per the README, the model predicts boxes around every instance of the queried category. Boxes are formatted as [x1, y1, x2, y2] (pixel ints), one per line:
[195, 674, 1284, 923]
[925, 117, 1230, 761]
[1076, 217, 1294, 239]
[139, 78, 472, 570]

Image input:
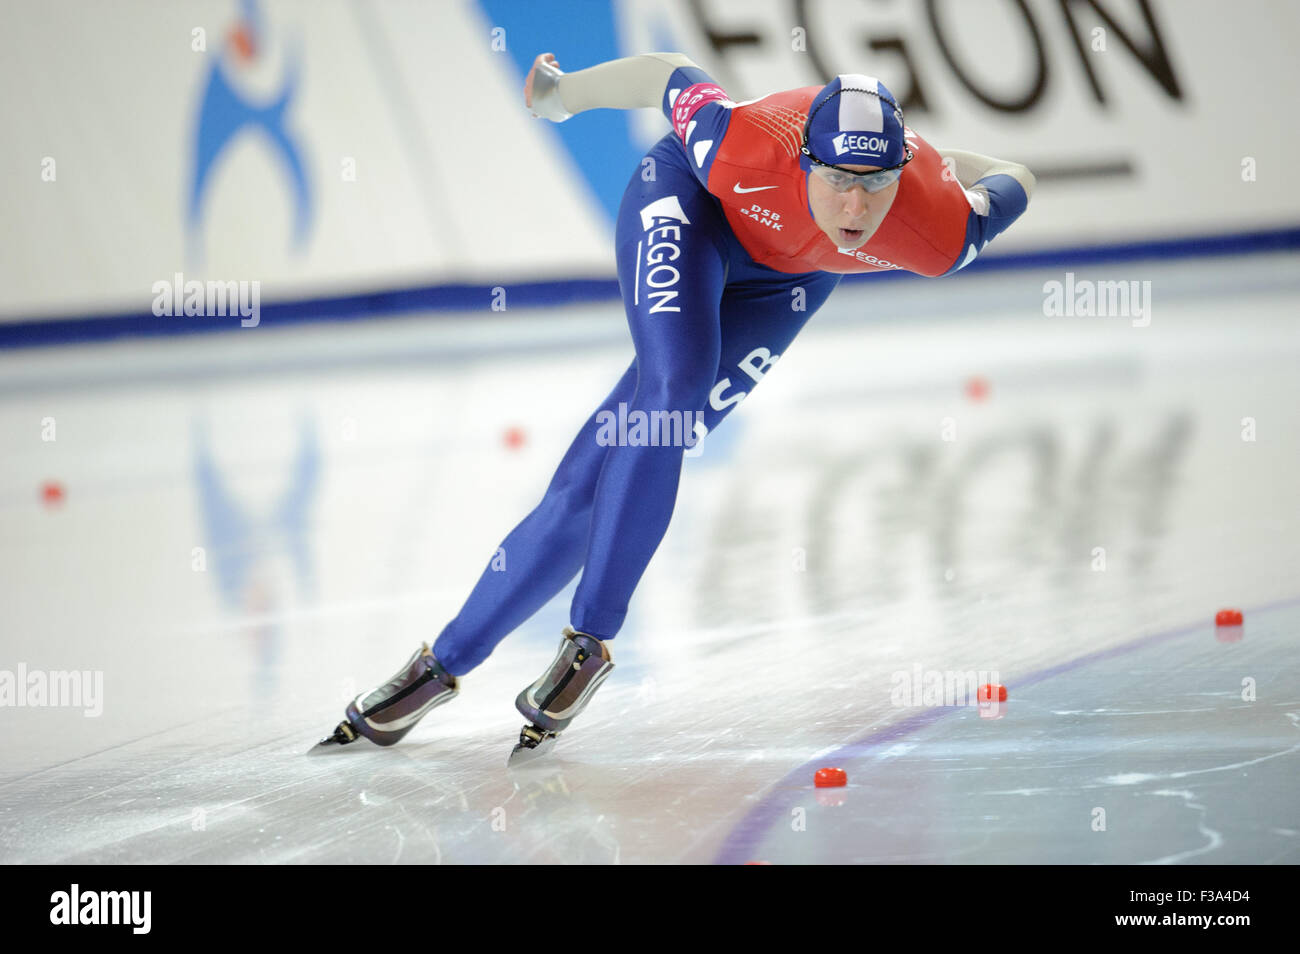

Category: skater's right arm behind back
[524, 51, 713, 121]
[525, 51, 733, 191]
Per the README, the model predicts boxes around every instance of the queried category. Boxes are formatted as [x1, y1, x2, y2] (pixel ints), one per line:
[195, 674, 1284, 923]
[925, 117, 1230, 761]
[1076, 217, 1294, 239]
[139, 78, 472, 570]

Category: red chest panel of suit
[703, 88, 971, 276]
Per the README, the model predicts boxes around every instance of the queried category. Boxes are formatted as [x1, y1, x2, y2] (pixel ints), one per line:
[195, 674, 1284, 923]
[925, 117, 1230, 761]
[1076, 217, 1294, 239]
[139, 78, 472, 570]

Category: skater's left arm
[937, 148, 1037, 206]
[935, 148, 1036, 274]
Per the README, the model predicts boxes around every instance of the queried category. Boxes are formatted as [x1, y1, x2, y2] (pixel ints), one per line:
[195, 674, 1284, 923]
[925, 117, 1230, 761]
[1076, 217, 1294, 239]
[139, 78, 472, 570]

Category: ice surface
[1, 254, 1297, 863]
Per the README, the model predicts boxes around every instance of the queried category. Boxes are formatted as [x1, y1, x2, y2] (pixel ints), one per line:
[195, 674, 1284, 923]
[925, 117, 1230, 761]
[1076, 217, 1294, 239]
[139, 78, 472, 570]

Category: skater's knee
[634, 365, 713, 416]
[541, 473, 597, 523]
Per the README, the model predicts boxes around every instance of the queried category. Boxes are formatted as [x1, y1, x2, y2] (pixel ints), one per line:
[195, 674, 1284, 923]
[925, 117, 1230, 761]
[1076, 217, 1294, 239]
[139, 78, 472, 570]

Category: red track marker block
[814, 767, 847, 788]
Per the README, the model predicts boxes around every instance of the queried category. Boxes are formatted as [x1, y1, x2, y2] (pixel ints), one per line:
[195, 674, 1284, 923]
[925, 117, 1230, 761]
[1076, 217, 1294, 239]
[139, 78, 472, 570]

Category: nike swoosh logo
[733, 183, 778, 194]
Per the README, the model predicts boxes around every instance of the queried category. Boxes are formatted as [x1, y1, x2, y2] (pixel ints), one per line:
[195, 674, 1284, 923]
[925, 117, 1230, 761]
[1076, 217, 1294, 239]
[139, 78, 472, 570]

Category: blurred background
[3, 0, 1296, 324]
[1, 1, 1297, 864]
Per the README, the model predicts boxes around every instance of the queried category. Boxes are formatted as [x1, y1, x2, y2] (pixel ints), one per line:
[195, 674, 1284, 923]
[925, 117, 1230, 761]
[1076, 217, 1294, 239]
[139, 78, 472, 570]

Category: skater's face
[807, 163, 900, 250]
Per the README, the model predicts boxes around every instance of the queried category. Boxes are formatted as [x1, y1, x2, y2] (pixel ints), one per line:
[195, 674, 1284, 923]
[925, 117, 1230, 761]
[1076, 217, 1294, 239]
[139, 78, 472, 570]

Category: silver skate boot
[509, 626, 614, 765]
[312, 643, 459, 751]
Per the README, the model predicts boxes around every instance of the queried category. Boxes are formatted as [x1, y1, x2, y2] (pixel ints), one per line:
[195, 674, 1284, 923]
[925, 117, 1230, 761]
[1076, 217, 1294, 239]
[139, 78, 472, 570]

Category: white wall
[1, 0, 1295, 322]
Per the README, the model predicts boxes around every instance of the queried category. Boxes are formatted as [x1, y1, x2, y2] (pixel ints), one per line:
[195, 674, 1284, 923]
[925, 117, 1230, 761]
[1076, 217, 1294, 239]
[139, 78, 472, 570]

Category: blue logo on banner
[476, 0, 679, 223]
[188, 0, 312, 259]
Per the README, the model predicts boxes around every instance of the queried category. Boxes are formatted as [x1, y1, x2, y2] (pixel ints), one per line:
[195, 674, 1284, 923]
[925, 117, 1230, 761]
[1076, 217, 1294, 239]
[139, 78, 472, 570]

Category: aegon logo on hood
[832, 132, 889, 156]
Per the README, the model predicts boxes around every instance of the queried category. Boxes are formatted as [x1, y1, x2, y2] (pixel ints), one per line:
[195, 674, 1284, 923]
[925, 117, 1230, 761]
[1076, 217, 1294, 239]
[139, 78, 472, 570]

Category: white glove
[530, 59, 572, 122]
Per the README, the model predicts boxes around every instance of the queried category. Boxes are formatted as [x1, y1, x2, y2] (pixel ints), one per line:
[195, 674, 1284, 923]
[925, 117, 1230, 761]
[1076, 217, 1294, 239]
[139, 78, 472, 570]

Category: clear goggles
[808, 161, 905, 195]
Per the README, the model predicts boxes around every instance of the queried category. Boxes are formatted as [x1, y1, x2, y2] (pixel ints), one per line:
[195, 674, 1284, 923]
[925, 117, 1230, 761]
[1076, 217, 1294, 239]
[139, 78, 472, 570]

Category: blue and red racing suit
[433, 66, 1029, 670]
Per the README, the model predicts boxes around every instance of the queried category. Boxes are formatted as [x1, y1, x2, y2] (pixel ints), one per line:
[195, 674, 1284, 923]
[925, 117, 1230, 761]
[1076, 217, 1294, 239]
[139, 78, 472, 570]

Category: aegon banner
[2, 0, 1294, 322]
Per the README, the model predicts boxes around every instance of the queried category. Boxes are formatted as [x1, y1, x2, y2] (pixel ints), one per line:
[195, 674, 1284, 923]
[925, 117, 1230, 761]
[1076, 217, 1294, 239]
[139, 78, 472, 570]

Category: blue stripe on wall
[2, 226, 1297, 350]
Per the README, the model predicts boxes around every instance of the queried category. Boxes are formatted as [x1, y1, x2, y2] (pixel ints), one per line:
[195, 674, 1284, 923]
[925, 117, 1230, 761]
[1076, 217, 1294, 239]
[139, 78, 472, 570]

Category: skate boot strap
[344, 643, 460, 747]
[515, 628, 615, 732]
[356, 643, 457, 719]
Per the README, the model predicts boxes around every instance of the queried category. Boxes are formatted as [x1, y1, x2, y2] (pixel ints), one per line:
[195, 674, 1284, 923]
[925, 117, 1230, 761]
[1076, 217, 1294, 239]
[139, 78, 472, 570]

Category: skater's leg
[324, 367, 641, 746]
[572, 251, 841, 638]
[432, 362, 637, 674]
[569, 141, 730, 639]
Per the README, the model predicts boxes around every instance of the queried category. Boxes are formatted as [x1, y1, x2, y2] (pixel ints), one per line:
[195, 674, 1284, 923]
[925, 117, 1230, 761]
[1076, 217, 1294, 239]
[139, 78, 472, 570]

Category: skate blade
[306, 722, 361, 754]
[306, 739, 351, 755]
[507, 734, 557, 767]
